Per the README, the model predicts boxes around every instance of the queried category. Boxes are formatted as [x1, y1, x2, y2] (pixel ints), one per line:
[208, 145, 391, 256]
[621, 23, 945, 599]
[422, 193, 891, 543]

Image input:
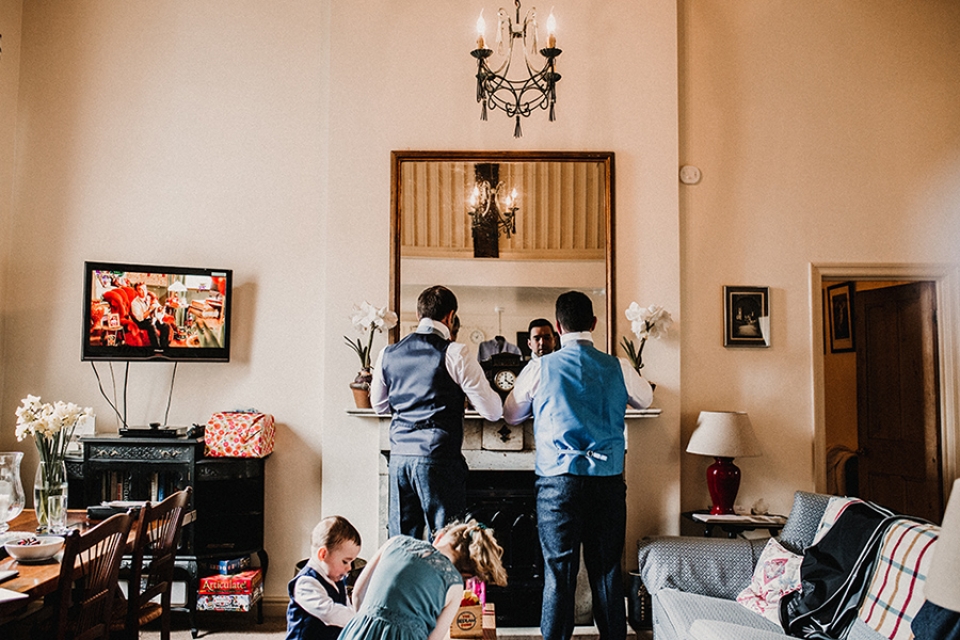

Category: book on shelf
[691, 513, 786, 525]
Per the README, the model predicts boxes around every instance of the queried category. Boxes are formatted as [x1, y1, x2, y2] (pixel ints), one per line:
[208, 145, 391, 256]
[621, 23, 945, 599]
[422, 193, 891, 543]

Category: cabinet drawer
[86, 443, 197, 463]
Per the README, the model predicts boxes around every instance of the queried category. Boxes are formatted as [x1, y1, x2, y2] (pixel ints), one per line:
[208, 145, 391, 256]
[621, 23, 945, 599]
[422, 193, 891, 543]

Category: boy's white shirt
[293, 557, 355, 628]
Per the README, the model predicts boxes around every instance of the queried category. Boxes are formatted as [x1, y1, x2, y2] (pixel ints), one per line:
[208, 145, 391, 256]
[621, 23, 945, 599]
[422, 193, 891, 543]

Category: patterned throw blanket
[778, 500, 931, 640]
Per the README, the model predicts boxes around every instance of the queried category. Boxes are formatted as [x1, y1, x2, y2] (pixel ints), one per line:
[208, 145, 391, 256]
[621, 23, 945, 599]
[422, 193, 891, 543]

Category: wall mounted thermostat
[679, 165, 702, 185]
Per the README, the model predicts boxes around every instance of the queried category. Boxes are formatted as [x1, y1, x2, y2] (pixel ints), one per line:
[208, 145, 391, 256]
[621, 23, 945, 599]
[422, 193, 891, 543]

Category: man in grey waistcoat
[370, 285, 503, 539]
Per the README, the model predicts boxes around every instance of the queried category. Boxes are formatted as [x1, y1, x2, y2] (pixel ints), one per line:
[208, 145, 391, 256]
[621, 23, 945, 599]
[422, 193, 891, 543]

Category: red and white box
[204, 412, 275, 458]
[197, 584, 263, 612]
[199, 569, 263, 595]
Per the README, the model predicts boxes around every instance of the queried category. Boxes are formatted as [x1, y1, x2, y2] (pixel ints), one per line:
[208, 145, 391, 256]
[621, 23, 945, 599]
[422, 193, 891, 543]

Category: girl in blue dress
[340, 520, 507, 640]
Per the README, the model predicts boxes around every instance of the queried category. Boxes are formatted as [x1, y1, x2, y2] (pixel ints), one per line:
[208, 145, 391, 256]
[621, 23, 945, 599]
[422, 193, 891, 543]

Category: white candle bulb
[476, 10, 486, 50]
[546, 11, 557, 48]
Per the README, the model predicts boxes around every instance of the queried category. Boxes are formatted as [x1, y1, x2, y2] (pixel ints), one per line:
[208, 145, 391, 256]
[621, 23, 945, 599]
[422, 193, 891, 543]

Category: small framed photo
[724, 286, 770, 348]
[826, 282, 855, 353]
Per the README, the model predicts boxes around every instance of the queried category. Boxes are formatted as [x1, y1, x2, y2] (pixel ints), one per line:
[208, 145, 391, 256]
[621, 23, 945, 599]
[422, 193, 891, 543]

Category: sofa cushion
[858, 519, 939, 640]
[638, 536, 765, 600]
[654, 589, 781, 640]
[777, 491, 831, 554]
[736, 538, 803, 623]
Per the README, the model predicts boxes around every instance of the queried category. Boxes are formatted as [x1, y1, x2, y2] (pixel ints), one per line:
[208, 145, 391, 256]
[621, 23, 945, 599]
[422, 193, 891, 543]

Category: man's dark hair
[528, 318, 554, 333]
[555, 291, 594, 332]
[417, 285, 458, 321]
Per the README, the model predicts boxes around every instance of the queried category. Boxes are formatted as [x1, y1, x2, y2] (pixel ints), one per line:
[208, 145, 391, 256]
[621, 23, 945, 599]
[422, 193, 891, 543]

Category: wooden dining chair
[110, 488, 192, 640]
[52, 510, 136, 640]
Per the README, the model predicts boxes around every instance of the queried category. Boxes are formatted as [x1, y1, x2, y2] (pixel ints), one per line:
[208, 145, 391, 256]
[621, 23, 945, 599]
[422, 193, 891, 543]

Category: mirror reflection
[391, 151, 615, 362]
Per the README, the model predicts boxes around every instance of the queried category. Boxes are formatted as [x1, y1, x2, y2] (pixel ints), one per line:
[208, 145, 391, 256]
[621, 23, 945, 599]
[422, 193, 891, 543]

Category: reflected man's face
[528, 325, 557, 358]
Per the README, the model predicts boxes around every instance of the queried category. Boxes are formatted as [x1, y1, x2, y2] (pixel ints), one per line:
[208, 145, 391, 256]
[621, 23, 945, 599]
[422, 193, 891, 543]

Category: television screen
[82, 261, 232, 362]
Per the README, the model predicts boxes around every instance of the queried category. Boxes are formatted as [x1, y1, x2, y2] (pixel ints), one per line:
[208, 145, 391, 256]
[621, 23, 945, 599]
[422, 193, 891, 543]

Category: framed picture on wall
[723, 286, 770, 348]
[827, 282, 855, 353]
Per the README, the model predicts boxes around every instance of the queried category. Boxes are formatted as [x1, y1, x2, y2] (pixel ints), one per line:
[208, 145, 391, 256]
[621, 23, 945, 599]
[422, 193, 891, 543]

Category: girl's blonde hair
[437, 519, 508, 587]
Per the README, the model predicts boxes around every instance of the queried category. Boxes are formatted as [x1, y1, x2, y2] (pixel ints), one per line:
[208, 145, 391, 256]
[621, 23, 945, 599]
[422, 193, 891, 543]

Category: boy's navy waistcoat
[381, 331, 466, 458]
[285, 565, 347, 640]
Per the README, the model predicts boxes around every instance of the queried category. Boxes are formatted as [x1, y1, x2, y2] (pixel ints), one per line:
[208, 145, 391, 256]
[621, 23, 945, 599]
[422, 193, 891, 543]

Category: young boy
[286, 516, 362, 640]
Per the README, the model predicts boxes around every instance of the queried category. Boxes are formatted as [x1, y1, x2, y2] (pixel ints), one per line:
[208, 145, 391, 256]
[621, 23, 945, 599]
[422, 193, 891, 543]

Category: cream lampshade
[686, 411, 762, 514]
[924, 478, 960, 612]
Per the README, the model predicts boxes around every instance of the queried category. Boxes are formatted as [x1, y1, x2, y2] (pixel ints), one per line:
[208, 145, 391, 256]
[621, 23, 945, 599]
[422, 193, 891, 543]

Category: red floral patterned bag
[204, 411, 275, 458]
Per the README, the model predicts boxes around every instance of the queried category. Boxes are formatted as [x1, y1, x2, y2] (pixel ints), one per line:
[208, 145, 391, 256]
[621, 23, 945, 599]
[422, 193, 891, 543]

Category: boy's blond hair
[311, 515, 361, 558]
[436, 519, 508, 586]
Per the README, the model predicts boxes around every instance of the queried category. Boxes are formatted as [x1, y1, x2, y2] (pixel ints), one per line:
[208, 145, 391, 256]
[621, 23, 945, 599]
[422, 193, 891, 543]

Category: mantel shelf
[346, 407, 662, 419]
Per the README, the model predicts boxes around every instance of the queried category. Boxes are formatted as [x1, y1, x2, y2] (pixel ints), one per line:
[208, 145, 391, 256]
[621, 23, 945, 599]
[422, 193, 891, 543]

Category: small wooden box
[450, 604, 483, 638]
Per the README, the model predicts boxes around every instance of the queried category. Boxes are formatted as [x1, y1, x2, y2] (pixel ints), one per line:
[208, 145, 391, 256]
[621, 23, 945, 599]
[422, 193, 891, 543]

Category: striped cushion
[858, 518, 939, 640]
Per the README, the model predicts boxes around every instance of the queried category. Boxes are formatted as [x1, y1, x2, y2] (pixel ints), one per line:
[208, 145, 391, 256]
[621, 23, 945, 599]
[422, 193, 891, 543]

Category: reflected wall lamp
[686, 411, 761, 515]
[471, 0, 561, 138]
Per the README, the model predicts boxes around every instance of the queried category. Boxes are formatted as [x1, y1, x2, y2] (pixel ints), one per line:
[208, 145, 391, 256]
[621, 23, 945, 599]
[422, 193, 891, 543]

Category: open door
[855, 281, 942, 521]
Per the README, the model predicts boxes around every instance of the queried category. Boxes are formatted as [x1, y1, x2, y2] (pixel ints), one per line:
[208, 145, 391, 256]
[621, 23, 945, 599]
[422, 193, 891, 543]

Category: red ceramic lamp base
[706, 457, 741, 515]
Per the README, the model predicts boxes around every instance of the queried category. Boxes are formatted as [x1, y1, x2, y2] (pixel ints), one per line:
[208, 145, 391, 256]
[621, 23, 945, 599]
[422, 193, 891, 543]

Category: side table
[681, 511, 786, 538]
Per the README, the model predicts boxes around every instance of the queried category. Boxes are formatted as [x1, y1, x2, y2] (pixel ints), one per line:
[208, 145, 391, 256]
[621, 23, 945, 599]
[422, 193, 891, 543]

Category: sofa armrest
[637, 536, 767, 600]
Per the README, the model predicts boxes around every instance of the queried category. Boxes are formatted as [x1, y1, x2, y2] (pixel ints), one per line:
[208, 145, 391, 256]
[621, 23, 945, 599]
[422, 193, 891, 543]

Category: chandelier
[471, 1, 561, 138]
[467, 164, 518, 258]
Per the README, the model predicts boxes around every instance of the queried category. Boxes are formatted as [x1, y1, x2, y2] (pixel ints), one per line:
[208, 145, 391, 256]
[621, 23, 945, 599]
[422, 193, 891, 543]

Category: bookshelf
[81, 435, 268, 637]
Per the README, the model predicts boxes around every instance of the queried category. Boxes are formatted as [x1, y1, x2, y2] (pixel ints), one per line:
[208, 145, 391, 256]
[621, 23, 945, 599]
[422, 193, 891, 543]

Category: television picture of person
[83, 262, 232, 362]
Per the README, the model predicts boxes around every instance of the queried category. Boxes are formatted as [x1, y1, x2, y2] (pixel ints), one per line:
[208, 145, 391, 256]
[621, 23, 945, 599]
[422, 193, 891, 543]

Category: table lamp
[924, 478, 960, 613]
[686, 411, 761, 514]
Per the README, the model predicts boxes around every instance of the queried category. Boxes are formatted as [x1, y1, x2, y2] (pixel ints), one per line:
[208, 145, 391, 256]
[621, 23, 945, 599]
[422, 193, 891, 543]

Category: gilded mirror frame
[390, 150, 616, 351]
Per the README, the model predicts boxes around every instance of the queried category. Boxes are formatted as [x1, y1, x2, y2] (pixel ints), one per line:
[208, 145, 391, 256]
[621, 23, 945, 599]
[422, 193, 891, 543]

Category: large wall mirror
[390, 150, 616, 359]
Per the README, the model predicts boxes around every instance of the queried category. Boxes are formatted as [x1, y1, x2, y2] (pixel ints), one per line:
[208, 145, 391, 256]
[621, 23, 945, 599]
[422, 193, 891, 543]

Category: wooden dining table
[0, 510, 112, 617]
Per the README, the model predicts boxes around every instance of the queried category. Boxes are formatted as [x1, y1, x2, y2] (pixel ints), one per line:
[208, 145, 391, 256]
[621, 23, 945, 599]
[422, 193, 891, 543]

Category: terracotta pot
[350, 367, 373, 409]
[351, 386, 372, 409]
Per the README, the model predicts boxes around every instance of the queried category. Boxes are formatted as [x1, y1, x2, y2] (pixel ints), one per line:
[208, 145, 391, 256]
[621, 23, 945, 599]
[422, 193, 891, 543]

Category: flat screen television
[82, 261, 232, 362]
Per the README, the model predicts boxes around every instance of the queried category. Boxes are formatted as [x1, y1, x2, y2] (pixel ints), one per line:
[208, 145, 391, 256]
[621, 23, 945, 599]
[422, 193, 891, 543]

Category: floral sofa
[636, 492, 939, 640]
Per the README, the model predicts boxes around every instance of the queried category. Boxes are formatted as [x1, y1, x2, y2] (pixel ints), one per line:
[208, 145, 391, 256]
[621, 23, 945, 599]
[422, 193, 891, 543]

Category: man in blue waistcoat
[370, 285, 503, 539]
[503, 291, 653, 640]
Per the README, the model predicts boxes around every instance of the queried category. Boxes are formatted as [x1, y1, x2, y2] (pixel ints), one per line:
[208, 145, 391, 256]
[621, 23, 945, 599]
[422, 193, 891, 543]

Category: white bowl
[3, 533, 64, 562]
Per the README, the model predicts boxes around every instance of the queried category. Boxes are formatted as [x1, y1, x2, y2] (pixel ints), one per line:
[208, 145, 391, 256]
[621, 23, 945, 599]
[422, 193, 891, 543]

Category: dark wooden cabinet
[81, 435, 268, 637]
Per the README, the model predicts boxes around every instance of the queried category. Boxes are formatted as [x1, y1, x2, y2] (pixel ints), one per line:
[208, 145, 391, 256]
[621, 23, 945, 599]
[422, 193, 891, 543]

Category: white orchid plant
[621, 303, 673, 373]
[16, 395, 93, 468]
[344, 301, 399, 370]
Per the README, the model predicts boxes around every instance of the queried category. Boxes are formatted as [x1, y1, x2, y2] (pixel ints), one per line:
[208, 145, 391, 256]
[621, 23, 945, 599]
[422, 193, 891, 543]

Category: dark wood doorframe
[811, 264, 960, 505]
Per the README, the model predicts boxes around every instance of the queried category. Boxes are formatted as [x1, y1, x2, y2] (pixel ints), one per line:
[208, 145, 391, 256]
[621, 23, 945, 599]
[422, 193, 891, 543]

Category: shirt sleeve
[620, 358, 654, 409]
[369, 347, 390, 415]
[292, 574, 355, 628]
[503, 359, 540, 425]
[446, 342, 503, 421]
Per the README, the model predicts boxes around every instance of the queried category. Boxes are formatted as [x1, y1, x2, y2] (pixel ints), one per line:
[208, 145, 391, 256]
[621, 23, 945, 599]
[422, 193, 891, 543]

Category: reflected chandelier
[468, 180, 518, 239]
[471, 1, 561, 138]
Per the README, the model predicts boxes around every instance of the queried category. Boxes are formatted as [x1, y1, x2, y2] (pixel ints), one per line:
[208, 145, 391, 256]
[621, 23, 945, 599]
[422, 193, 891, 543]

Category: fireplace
[465, 470, 542, 627]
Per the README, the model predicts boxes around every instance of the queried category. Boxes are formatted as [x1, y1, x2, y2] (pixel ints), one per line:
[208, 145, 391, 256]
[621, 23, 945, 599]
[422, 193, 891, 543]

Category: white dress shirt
[502, 331, 653, 425]
[370, 318, 503, 421]
[291, 558, 355, 628]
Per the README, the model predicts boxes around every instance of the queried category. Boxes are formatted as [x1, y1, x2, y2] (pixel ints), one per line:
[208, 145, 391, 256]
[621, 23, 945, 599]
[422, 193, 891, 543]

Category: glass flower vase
[34, 459, 69, 533]
[0, 452, 26, 533]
